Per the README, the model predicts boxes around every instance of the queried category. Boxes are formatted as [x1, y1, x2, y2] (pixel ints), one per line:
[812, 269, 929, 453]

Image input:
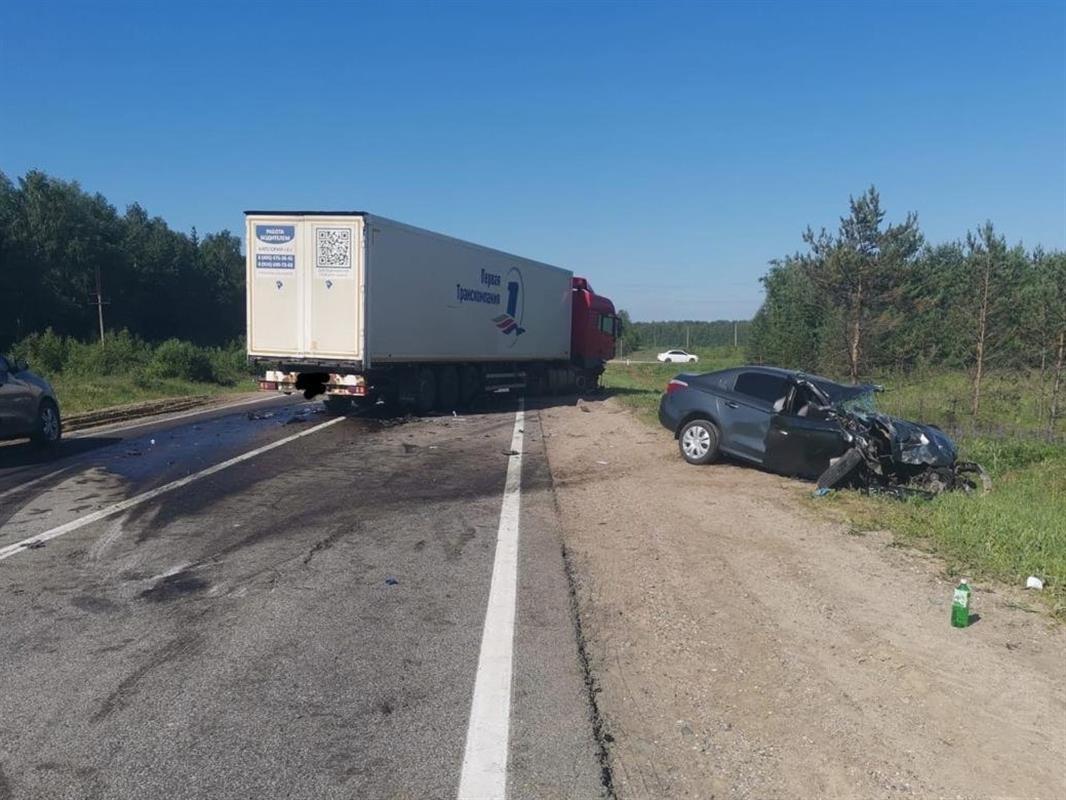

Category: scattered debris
[247, 410, 275, 421]
[385, 577, 399, 586]
[402, 443, 419, 453]
[20, 540, 46, 550]
[503, 449, 519, 456]
[125, 449, 143, 456]
[812, 487, 833, 497]
[149, 438, 156, 446]
[596, 460, 609, 465]
[1025, 575, 1044, 590]
[579, 403, 591, 413]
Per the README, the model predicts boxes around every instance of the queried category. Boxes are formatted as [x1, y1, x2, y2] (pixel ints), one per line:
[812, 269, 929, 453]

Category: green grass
[873, 369, 1064, 441]
[603, 358, 1066, 614]
[53, 374, 257, 416]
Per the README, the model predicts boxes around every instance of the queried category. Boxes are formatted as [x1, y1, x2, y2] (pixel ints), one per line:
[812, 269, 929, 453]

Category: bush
[65, 330, 152, 376]
[9, 328, 69, 375]
[146, 339, 217, 383]
[207, 338, 253, 385]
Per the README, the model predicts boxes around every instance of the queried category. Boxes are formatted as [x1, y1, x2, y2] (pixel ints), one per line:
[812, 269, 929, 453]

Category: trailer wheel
[414, 368, 437, 415]
[323, 396, 353, 415]
[436, 366, 460, 411]
[459, 366, 480, 407]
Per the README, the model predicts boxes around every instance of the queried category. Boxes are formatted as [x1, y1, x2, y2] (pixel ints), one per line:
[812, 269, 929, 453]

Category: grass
[52, 374, 257, 416]
[602, 356, 1066, 615]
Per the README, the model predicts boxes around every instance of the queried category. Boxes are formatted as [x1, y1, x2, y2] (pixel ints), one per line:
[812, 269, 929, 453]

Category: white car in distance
[657, 349, 699, 363]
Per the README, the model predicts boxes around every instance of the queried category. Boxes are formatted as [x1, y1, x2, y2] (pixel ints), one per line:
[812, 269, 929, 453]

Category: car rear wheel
[31, 399, 62, 446]
[678, 419, 719, 465]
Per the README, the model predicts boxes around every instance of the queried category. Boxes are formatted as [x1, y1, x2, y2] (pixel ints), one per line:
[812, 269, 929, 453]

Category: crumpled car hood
[859, 412, 957, 467]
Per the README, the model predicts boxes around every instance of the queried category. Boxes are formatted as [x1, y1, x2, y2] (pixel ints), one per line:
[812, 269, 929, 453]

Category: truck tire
[323, 396, 353, 415]
[459, 365, 480, 406]
[436, 366, 459, 411]
[414, 368, 437, 415]
[678, 419, 719, 465]
[816, 447, 864, 490]
[31, 399, 62, 446]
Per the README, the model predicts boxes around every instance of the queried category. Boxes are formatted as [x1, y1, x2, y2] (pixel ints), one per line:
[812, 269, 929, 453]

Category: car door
[765, 400, 849, 479]
[0, 356, 33, 436]
[717, 371, 789, 463]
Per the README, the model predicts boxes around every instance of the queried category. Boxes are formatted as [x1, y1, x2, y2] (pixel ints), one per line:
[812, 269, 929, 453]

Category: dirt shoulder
[540, 397, 1066, 800]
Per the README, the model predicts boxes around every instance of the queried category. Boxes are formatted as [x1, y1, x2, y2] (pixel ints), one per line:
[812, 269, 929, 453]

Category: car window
[598, 315, 614, 335]
[734, 372, 789, 405]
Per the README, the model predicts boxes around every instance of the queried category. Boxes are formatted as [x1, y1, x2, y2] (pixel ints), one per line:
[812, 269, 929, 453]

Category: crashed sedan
[658, 365, 988, 495]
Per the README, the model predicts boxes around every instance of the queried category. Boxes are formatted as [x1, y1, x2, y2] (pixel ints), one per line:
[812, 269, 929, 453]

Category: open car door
[764, 381, 850, 479]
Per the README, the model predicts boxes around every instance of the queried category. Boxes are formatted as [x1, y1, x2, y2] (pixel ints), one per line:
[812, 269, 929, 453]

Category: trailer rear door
[246, 214, 364, 362]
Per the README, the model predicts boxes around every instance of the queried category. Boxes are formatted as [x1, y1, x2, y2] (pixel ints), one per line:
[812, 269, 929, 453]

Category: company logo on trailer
[256, 225, 295, 244]
[492, 267, 525, 341]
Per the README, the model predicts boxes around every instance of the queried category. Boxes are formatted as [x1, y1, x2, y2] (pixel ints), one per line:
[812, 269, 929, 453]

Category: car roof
[694, 365, 874, 398]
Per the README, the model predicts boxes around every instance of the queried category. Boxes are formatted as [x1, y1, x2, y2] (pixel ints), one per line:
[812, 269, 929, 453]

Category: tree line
[0, 170, 245, 351]
[747, 186, 1065, 431]
[616, 316, 751, 355]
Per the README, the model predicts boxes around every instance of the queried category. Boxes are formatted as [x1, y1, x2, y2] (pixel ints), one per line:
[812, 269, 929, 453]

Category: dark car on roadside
[0, 354, 62, 446]
[659, 365, 880, 479]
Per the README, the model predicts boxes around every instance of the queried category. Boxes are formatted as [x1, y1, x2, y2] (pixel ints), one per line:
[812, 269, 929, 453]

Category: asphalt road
[0, 395, 604, 799]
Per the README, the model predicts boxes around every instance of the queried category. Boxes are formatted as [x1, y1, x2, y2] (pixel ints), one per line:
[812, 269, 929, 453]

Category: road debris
[385, 577, 399, 586]
[1025, 576, 1044, 590]
[247, 410, 275, 421]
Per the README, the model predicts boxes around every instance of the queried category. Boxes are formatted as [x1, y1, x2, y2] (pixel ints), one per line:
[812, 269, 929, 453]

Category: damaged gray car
[658, 365, 989, 496]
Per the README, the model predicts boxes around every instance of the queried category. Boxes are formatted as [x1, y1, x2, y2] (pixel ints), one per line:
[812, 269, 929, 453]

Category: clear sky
[2, 0, 1063, 321]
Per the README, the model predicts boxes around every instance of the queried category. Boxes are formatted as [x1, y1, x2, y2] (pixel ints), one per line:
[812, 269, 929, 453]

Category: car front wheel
[31, 399, 62, 446]
[678, 419, 719, 465]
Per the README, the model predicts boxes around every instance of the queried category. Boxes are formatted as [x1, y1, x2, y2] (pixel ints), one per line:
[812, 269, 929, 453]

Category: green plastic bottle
[951, 579, 971, 628]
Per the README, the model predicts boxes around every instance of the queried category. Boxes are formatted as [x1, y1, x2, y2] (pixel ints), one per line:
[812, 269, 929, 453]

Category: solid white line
[0, 415, 345, 563]
[457, 399, 524, 800]
[67, 394, 287, 439]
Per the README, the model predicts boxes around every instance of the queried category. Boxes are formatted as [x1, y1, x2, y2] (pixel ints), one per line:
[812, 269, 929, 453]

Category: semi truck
[245, 211, 620, 413]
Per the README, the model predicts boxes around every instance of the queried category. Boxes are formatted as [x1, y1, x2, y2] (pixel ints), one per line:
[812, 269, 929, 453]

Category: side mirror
[15, 358, 28, 373]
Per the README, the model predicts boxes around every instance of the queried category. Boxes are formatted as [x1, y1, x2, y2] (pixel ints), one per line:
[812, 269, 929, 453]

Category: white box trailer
[245, 211, 612, 412]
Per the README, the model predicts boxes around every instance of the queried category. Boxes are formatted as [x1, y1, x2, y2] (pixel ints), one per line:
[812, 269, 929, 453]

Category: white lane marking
[458, 399, 524, 800]
[0, 416, 345, 562]
[67, 394, 288, 439]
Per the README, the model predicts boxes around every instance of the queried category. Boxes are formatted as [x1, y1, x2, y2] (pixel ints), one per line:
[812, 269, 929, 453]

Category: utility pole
[90, 265, 109, 342]
[733, 321, 738, 349]
[686, 326, 690, 349]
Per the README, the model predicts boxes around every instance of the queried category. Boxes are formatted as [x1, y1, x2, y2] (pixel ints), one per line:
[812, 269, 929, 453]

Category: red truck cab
[571, 277, 619, 368]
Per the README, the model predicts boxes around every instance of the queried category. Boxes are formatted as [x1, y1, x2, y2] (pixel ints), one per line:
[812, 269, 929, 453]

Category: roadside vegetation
[10, 329, 254, 415]
[604, 359, 1066, 614]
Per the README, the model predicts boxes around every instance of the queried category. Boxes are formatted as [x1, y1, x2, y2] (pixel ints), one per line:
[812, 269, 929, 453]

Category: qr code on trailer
[316, 228, 352, 269]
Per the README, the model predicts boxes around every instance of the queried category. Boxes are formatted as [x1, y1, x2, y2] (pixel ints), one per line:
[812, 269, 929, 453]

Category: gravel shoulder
[541, 397, 1066, 800]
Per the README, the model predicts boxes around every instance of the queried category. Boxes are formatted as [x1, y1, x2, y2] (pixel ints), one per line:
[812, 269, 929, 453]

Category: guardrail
[65, 395, 213, 432]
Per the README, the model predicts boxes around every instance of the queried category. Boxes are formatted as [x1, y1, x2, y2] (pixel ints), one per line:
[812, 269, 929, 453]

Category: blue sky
[2, 0, 1063, 321]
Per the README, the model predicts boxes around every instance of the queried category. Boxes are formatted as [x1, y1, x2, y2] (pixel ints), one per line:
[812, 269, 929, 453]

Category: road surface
[0, 395, 605, 799]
